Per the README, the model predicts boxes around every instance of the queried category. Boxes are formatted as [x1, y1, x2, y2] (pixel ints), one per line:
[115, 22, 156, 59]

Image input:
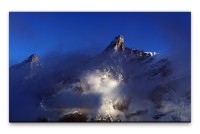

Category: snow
[145, 51, 158, 56]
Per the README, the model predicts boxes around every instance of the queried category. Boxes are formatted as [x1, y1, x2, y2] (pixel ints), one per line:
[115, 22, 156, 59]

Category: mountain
[10, 54, 43, 80]
[104, 35, 156, 57]
[9, 35, 191, 122]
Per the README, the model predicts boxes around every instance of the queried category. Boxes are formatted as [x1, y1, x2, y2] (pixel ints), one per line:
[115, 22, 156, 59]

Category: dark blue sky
[9, 12, 191, 65]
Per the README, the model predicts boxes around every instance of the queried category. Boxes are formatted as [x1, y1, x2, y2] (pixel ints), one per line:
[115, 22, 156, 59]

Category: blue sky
[9, 12, 191, 65]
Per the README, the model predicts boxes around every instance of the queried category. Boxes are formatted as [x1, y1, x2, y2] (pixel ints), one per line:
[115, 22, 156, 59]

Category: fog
[10, 28, 191, 121]
[10, 46, 191, 122]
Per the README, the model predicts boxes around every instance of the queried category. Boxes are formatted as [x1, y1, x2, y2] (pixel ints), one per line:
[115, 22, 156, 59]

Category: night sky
[9, 12, 191, 65]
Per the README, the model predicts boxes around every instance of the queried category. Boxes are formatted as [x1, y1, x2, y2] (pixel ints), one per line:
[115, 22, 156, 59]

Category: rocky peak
[103, 35, 157, 59]
[24, 54, 39, 63]
[104, 35, 127, 52]
[115, 35, 124, 45]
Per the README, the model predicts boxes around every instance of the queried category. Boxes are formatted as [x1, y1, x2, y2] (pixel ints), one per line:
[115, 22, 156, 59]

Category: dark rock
[38, 117, 49, 122]
[113, 97, 130, 111]
[24, 54, 39, 63]
[59, 112, 87, 122]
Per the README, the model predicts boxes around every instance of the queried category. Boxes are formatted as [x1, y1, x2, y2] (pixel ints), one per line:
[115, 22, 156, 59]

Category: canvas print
[9, 12, 191, 122]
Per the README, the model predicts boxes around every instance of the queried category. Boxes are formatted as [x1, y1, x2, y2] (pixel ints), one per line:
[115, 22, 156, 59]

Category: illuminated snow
[81, 70, 120, 95]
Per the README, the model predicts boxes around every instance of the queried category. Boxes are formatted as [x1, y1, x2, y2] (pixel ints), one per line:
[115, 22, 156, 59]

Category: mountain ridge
[9, 35, 190, 122]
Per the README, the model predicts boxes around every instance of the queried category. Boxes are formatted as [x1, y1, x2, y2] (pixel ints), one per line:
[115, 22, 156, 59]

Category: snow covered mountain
[9, 35, 191, 122]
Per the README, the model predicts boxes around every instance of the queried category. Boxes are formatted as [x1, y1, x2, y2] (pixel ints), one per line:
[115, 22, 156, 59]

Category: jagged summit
[104, 35, 127, 52]
[115, 35, 125, 45]
[103, 35, 157, 58]
[24, 54, 39, 63]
